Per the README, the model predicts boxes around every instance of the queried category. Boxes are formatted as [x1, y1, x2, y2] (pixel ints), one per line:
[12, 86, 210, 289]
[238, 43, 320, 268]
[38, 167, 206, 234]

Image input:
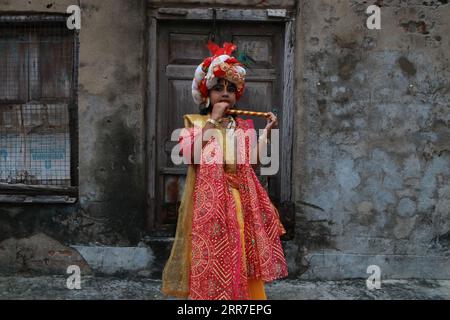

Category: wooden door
[152, 20, 284, 236]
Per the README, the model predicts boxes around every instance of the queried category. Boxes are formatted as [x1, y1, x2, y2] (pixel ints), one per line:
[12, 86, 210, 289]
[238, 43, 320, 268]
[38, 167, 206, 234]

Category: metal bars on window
[0, 19, 76, 187]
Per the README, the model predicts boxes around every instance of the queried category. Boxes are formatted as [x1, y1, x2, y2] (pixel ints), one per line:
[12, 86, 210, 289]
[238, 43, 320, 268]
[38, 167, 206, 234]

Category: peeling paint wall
[293, 0, 450, 279]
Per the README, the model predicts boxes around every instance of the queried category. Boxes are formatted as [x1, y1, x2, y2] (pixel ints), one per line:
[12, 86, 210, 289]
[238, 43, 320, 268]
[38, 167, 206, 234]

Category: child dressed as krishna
[162, 41, 288, 300]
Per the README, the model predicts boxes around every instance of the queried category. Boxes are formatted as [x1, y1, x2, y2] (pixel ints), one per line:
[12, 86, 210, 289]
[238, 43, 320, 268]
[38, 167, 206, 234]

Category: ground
[1, 276, 450, 300]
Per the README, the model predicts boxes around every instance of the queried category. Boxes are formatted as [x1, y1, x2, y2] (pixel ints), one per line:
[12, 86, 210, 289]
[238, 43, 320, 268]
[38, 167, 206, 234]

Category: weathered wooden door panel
[155, 21, 210, 233]
[226, 23, 284, 202]
[153, 20, 285, 235]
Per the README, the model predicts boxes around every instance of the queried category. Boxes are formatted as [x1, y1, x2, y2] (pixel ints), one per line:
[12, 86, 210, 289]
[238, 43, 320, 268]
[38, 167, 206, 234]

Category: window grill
[0, 19, 77, 188]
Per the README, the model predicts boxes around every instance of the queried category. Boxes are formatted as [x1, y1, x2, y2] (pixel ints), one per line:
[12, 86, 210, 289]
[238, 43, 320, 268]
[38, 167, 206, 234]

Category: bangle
[206, 118, 220, 128]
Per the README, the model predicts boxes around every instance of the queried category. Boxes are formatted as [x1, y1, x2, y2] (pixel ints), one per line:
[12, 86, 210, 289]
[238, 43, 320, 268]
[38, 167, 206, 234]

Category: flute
[225, 109, 271, 118]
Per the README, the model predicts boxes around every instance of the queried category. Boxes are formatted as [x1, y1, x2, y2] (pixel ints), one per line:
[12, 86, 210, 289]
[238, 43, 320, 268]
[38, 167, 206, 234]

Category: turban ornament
[192, 41, 247, 107]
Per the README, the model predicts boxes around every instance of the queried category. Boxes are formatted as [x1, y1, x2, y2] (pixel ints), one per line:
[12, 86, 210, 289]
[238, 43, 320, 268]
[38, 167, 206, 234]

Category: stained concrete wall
[1, 0, 449, 280]
[292, 0, 450, 279]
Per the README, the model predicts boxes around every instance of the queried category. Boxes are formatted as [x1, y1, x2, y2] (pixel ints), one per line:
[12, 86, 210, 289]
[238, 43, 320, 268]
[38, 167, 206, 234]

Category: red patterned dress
[162, 114, 288, 300]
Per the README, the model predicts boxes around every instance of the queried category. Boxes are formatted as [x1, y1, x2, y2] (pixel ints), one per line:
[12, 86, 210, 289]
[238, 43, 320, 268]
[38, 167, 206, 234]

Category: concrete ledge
[71, 246, 154, 276]
[302, 252, 450, 280]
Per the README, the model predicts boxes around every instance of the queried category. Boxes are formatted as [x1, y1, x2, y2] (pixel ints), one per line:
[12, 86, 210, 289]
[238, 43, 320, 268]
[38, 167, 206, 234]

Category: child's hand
[211, 102, 231, 121]
[264, 112, 278, 131]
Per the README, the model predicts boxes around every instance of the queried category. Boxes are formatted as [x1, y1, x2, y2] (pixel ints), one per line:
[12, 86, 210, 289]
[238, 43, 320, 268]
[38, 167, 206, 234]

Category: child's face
[209, 78, 237, 109]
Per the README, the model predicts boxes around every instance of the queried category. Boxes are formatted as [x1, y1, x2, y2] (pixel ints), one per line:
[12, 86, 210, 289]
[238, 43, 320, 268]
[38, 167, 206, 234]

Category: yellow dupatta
[161, 114, 208, 298]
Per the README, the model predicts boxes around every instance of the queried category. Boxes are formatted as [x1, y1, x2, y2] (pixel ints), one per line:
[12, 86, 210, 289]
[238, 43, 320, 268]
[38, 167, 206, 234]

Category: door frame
[145, 7, 296, 233]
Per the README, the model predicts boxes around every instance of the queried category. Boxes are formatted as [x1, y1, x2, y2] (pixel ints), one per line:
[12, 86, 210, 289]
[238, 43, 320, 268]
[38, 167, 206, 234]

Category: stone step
[71, 237, 174, 279]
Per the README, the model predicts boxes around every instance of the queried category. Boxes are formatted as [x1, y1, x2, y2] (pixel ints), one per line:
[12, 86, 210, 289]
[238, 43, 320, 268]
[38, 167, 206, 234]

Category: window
[0, 16, 78, 202]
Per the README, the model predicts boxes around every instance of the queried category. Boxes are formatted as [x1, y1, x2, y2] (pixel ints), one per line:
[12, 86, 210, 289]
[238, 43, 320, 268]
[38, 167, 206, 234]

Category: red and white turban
[192, 41, 246, 107]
